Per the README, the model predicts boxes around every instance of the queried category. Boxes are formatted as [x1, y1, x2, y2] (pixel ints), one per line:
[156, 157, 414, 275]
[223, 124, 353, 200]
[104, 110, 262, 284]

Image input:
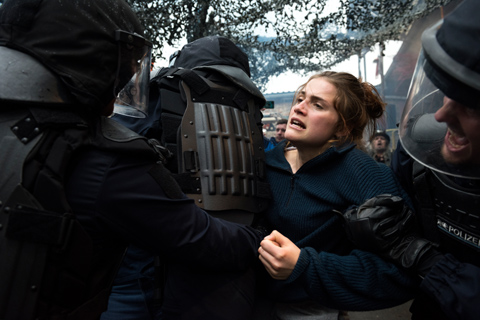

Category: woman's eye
[314, 103, 323, 109]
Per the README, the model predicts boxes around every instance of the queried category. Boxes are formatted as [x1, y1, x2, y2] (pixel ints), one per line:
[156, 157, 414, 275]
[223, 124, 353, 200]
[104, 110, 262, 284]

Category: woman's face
[435, 96, 480, 165]
[286, 77, 340, 151]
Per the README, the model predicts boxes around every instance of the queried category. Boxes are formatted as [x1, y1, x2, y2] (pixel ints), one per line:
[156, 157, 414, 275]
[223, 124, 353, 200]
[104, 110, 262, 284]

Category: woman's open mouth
[290, 119, 305, 130]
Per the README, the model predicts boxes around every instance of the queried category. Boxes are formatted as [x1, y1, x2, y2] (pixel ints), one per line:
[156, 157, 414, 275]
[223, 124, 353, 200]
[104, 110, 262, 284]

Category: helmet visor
[113, 30, 152, 118]
[399, 50, 480, 179]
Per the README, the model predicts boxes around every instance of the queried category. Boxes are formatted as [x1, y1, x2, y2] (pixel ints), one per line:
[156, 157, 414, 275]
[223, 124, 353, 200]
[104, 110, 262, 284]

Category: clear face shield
[113, 30, 152, 118]
[399, 50, 480, 179]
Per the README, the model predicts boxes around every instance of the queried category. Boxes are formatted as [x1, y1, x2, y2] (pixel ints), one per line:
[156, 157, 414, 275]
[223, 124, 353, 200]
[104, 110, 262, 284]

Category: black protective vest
[413, 164, 480, 267]
[0, 106, 163, 320]
[115, 66, 270, 225]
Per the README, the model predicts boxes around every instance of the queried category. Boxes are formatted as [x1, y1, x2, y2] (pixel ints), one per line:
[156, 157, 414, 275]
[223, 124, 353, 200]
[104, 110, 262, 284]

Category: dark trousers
[161, 265, 256, 320]
[101, 276, 162, 320]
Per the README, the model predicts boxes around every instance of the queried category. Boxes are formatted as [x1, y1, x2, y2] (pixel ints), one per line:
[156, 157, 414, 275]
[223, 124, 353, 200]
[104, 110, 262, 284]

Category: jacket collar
[266, 140, 356, 171]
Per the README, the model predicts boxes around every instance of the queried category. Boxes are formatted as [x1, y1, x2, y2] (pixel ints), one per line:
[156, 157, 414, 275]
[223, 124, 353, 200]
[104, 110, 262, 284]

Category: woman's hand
[258, 230, 301, 280]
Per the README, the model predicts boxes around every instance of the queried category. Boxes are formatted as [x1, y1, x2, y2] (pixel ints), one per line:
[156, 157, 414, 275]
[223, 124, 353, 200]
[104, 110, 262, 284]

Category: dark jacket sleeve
[66, 148, 262, 271]
[421, 254, 480, 320]
[282, 247, 419, 311]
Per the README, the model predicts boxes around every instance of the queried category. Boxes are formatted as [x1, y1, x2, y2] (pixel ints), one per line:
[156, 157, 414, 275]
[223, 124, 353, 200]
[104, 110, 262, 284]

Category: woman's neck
[285, 144, 330, 174]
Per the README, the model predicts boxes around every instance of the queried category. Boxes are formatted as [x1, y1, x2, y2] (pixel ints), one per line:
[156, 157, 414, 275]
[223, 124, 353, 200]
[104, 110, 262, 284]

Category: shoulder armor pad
[194, 65, 266, 105]
[0, 47, 75, 105]
[101, 117, 145, 142]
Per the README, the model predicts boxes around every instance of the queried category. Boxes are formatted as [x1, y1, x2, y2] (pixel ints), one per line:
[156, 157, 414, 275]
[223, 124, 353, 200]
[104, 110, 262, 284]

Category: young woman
[254, 71, 418, 319]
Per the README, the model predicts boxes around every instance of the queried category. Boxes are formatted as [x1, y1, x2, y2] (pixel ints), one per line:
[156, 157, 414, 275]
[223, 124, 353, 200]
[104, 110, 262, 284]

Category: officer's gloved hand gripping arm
[337, 194, 443, 278]
[338, 194, 480, 319]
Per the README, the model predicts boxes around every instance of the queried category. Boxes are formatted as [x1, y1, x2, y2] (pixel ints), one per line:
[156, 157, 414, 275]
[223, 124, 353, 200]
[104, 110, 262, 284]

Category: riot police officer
[340, 0, 480, 319]
[0, 1, 263, 319]
[104, 35, 270, 320]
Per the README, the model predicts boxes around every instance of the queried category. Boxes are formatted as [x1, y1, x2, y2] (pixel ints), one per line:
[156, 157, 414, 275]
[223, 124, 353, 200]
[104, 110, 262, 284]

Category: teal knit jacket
[261, 141, 419, 311]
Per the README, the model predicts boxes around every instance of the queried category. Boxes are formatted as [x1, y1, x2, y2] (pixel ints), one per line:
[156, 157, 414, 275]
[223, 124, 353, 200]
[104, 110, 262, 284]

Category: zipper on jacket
[285, 175, 296, 207]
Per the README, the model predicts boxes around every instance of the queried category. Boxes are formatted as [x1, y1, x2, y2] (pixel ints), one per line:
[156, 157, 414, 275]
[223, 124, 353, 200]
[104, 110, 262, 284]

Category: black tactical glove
[387, 234, 443, 278]
[338, 194, 443, 278]
[340, 194, 414, 252]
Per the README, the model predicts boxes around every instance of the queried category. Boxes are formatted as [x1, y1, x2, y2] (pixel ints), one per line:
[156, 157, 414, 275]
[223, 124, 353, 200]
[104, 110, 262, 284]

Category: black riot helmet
[169, 36, 265, 104]
[399, 0, 480, 179]
[170, 36, 251, 76]
[0, 0, 151, 115]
